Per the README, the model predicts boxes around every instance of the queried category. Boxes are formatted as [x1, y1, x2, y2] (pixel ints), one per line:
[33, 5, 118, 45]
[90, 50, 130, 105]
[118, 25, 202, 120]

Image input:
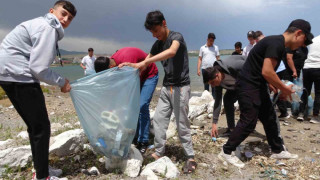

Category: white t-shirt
[199, 44, 220, 69]
[81, 55, 96, 75]
[304, 35, 320, 69]
[276, 60, 286, 73]
[242, 43, 255, 56]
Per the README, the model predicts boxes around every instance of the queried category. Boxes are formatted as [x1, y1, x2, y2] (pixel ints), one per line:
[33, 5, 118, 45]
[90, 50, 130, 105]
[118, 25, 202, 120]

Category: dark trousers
[223, 86, 284, 154]
[0, 82, 50, 179]
[300, 68, 320, 116]
[202, 69, 215, 98]
[224, 89, 237, 129]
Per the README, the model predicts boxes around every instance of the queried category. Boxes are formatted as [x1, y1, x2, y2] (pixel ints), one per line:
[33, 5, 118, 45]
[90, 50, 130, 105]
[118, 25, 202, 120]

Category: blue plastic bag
[70, 67, 140, 158]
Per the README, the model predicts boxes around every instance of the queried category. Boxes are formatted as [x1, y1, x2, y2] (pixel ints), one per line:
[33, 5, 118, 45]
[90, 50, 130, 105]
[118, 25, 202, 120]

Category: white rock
[17, 131, 29, 140]
[74, 121, 81, 126]
[105, 145, 143, 178]
[88, 166, 100, 176]
[189, 91, 213, 106]
[50, 112, 55, 115]
[140, 168, 158, 180]
[149, 110, 155, 120]
[51, 123, 62, 132]
[49, 129, 87, 157]
[0, 139, 14, 150]
[141, 156, 180, 179]
[188, 104, 207, 120]
[208, 114, 213, 119]
[63, 123, 72, 129]
[207, 100, 214, 114]
[99, 157, 105, 163]
[0, 145, 32, 169]
[254, 147, 262, 152]
[74, 155, 81, 162]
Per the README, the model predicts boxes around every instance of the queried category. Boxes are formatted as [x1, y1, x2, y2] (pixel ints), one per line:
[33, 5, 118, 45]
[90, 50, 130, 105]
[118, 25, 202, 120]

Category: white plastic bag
[70, 67, 140, 158]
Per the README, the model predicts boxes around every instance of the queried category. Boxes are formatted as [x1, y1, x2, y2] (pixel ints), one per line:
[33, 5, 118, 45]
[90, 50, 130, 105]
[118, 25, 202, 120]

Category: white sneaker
[32, 173, 60, 180]
[49, 166, 63, 177]
[218, 149, 245, 168]
[270, 151, 298, 159]
[296, 114, 304, 121]
[310, 116, 320, 124]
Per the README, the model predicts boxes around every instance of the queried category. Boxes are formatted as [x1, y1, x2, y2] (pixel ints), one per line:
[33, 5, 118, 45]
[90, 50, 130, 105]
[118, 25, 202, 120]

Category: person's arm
[262, 58, 293, 97]
[211, 86, 223, 137]
[197, 56, 202, 76]
[119, 40, 180, 71]
[80, 61, 86, 70]
[216, 45, 220, 60]
[286, 53, 297, 78]
[29, 26, 68, 90]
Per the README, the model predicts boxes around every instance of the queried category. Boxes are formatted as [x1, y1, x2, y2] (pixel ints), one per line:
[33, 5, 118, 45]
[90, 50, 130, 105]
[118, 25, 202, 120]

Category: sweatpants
[153, 85, 195, 158]
[223, 85, 285, 154]
[0, 82, 50, 179]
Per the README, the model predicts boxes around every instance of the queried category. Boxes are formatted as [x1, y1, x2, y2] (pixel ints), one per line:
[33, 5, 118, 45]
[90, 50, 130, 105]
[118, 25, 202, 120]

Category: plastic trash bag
[70, 67, 140, 158]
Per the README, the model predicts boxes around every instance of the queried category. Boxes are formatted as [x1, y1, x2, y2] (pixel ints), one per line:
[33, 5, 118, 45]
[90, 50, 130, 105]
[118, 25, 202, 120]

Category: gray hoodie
[0, 13, 65, 87]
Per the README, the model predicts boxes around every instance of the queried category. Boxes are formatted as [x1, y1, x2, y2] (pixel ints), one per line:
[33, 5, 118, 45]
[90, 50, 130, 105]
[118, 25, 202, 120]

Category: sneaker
[32, 173, 60, 180]
[270, 151, 298, 159]
[278, 113, 290, 121]
[296, 114, 304, 121]
[137, 142, 148, 154]
[218, 149, 245, 168]
[310, 116, 320, 124]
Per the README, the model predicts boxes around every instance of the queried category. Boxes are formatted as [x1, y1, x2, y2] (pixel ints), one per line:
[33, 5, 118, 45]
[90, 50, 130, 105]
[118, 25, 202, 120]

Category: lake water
[51, 55, 230, 91]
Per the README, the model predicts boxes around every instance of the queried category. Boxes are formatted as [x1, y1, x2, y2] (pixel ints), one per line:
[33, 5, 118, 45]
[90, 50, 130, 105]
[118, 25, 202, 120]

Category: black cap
[247, 31, 255, 38]
[288, 19, 313, 46]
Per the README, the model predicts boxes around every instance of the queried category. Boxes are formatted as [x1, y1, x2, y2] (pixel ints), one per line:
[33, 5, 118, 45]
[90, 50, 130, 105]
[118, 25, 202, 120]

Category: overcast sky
[0, 0, 319, 54]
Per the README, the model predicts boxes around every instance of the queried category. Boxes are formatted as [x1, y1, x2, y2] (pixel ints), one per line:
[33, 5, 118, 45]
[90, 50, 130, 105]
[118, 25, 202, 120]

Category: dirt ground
[0, 86, 319, 179]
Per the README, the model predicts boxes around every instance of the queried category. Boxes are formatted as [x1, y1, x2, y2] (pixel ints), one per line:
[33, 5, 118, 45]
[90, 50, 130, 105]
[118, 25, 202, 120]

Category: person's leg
[172, 85, 194, 158]
[137, 75, 158, 148]
[223, 88, 260, 154]
[1, 82, 50, 179]
[299, 69, 313, 118]
[223, 90, 237, 130]
[202, 69, 210, 92]
[311, 68, 320, 116]
[258, 89, 284, 153]
[153, 86, 173, 157]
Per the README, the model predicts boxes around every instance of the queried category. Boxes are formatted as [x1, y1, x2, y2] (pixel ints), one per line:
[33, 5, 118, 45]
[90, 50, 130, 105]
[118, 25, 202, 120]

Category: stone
[49, 129, 87, 157]
[254, 147, 262, 152]
[88, 166, 100, 176]
[188, 104, 208, 120]
[140, 168, 158, 180]
[208, 113, 213, 119]
[141, 156, 179, 179]
[17, 131, 29, 140]
[0, 139, 14, 150]
[63, 123, 73, 129]
[166, 120, 177, 140]
[105, 145, 143, 178]
[0, 145, 32, 170]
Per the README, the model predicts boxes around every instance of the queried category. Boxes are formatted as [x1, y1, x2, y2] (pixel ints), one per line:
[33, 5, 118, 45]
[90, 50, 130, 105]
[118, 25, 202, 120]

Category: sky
[0, 0, 319, 54]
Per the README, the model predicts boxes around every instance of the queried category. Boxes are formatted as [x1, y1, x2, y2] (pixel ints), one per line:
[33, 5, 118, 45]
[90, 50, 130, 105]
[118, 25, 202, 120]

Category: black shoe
[137, 142, 148, 154]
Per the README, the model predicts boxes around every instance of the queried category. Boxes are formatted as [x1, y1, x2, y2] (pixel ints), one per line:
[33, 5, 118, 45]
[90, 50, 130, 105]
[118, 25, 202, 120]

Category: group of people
[0, 0, 318, 179]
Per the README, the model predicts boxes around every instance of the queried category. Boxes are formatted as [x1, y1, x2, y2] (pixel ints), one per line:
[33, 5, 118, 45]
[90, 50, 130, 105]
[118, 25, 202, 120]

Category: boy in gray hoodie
[0, 1, 76, 179]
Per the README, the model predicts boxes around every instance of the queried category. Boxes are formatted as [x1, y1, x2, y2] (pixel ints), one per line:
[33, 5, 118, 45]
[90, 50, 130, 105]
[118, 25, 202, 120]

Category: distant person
[94, 47, 159, 154]
[242, 30, 256, 56]
[232, 42, 242, 55]
[197, 33, 220, 98]
[255, 30, 265, 43]
[202, 55, 246, 138]
[120, 10, 197, 174]
[0, 1, 76, 179]
[296, 35, 319, 122]
[284, 46, 308, 81]
[80, 48, 96, 76]
[219, 19, 313, 168]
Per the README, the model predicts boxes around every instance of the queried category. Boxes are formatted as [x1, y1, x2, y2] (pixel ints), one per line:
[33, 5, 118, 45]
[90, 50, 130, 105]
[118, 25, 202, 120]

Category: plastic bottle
[283, 80, 303, 103]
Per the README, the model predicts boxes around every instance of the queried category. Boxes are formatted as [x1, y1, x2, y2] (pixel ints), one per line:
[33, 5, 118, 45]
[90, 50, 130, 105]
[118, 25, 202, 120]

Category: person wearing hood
[0, 1, 77, 180]
[202, 55, 246, 138]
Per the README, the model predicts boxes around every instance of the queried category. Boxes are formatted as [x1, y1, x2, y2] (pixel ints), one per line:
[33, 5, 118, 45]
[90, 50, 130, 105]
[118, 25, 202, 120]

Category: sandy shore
[0, 86, 319, 179]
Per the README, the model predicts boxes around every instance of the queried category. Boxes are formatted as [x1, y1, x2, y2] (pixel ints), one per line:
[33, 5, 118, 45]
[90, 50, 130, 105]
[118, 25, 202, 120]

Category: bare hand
[197, 70, 201, 76]
[292, 71, 297, 79]
[268, 84, 277, 94]
[279, 84, 294, 100]
[211, 123, 219, 138]
[61, 79, 71, 93]
[119, 61, 147, 72]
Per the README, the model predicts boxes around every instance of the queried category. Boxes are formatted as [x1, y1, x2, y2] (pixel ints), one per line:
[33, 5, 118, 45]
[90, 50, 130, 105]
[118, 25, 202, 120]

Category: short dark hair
[255, 31, 263, 38]
[234, 41, 242, 48]
[202, 66, 221, 84]
[285, 26, 300, 33]
[144, 10, 165, 30]
[88, 48, 94, 52]
[208, 33, 216, 40]
[54, 0, 77, 17]
[94, 56, 110, 73]
[247, 30, 255, 38]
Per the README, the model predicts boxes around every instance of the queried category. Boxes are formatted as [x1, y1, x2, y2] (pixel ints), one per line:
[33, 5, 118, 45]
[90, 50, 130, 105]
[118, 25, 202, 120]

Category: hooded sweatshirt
[0, 13, 66, 87]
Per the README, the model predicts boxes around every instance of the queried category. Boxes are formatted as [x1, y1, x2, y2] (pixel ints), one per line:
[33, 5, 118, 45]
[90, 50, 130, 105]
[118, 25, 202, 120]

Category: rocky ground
[0, 86, 319, 180]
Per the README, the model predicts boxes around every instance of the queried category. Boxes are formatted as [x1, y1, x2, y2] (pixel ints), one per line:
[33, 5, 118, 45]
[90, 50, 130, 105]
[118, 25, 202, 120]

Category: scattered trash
[148, 144, 155, 149]
[254, 147, 262, 152]
[211, 137, 217, 142]
[190, 125, 200, 129]
[275, 160, 286, 166]
[8, 105, 14, 109]
[245, 151, 253, 160]
[304, 127, 311, 130]
[281, 168, 287, 176]
[50, 112, 55, 115]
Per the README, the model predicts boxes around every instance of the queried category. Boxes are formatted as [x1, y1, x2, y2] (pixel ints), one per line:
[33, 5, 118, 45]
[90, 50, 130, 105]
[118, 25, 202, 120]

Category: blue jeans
[137, 74, 158, 143]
